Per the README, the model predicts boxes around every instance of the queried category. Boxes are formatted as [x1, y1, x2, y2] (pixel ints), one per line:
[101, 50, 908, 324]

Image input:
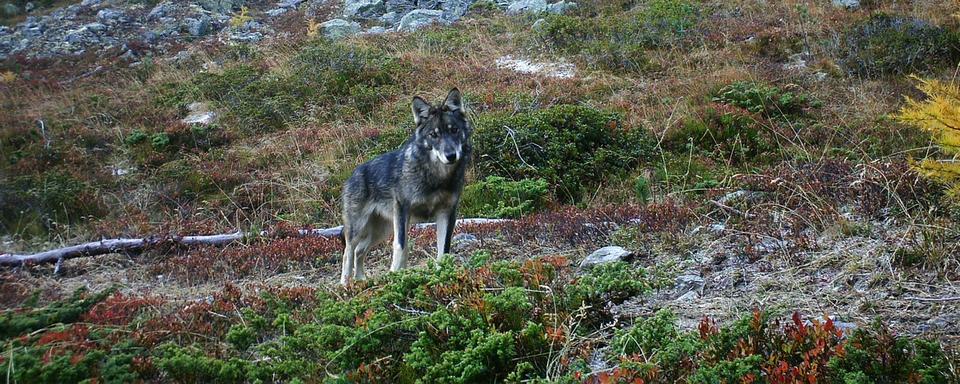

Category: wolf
[339, 88, 471, 285]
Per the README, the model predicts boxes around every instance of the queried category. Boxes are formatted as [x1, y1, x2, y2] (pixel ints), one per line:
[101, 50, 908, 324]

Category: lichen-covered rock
[580, 246, 633, 268]
[397, 9, 445, 32]
[319, 18, 360, 39]
[343, 0, 385, 19]
[506, 0, 546, 15]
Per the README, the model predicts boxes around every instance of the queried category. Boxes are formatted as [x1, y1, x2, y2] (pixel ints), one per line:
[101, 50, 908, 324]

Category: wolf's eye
[430, 131, 439, 139]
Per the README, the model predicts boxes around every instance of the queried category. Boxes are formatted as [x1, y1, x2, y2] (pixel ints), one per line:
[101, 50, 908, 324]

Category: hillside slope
[1, 0, 960, 382]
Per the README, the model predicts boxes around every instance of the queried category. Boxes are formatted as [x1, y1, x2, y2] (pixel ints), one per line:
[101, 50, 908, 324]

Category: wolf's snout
[443, 151, 459, 163]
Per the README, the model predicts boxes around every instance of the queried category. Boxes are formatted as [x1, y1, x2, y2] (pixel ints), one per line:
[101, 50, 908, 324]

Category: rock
[147, 2, 172, 20]
[83, 22, 107, 33]
[184, 17, 211, 37]
[364, 26, 387, 34]
[440, 0, 473, 20]
[546, 0, 575, 14]
[580, 246, 633, 268]
[507, 0, 547, 15]
[266, 8, 288, 16]
[198, 0, 243, 13]
[24, 2, 33, 12]
[531, 17, 546, 31]
[229, 31, 263, 43]
[2, 3, 19, 17]
[319, 18, 360, 39]
[783, 52, 808, 71]
[343, 0, 385, 19]
[453, 233, 479, 245]
[674, 274, 705, 298]
[80, 0, 101, 7]
[831, 0, 859, 9]
[3, 3, 20, 16]
[277, 0, 305, 8]
[378, 11, 397, 24]
[96, 8, 124, 22]
[182, 103, 217, 125]
[397, 9, 445, 32]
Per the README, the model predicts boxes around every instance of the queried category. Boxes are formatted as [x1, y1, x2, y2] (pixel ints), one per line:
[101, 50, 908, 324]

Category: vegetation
[473, 105, 655, 202]
[2, 0, 960, 382]
[0, 262, 953, 383]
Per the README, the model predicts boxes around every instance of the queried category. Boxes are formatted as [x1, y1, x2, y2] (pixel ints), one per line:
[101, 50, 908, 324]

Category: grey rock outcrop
[319, 18, 361, 39]
[396, 9, 446, 32]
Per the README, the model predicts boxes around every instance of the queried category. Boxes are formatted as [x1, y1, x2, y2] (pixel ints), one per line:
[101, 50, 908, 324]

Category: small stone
[396, 9, 445, 32]
[319, 18, 360, 39]
[24, 2, 34, 12]
[580, 246, 633, 268]
[507, 0, 547, 15]
[80, 0, 101, 7]
[452, 233, 479, 253]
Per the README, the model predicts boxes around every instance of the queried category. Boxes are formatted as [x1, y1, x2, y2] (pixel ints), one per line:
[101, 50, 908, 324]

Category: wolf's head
[412, 88, 470, 165]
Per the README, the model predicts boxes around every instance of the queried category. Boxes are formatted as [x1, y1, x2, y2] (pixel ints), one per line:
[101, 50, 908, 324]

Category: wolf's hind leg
[354, 217, 390, 280]
[390, 202, 410, 272]
[340, 223, 355, 286]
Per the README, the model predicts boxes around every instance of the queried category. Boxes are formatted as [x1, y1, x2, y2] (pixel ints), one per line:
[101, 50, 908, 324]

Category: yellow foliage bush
[230, 6, 253, 29]
[307, 19, 321, 38]
[898, 75, 960, 204]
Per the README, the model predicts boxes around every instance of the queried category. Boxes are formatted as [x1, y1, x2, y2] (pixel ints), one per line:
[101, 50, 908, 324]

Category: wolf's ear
[412, 96, 432, 125]
[443, 88, 463, 112]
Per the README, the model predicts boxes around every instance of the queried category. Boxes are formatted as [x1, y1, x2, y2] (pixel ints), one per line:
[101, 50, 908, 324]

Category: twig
[903, 296, 960, 302]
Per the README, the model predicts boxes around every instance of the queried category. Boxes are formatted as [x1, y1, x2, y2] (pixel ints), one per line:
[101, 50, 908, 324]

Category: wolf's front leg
[435, 208, 457, 261]
[390, 202, 410, 271]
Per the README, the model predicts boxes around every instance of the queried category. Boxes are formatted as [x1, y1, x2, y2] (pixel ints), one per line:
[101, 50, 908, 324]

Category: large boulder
[397, 9, 445, 31]
[319, 18, 360, 39]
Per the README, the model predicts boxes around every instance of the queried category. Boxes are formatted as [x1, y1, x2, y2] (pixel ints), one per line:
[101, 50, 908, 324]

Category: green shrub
[0, 171, 104, 235]
[473, 105, 655, 202]
[567, 261, 649, 307]
[195, 65, 310, 134]
[291, 39, 406, 115]
[125, 129, 149, 145]
[837, 14, 960, 78]
[0, 288, 113, 339]
[711, 81, 819, 117]
[460, 176, 549, 218]
[613, 310, 702, 381]
[666, 106, 776, 163]
[828, 320, 952, 383]
[536, 0, 698, 72]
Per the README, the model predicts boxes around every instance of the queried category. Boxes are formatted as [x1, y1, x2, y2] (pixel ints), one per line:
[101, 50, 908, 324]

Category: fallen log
[0, 218, 511, 268]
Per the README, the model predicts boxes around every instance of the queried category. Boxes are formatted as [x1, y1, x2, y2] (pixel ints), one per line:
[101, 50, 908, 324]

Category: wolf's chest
[409, 191, 456, 220]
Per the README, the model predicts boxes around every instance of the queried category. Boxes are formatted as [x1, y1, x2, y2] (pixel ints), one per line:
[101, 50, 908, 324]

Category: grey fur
[340, 88, 472, 285]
